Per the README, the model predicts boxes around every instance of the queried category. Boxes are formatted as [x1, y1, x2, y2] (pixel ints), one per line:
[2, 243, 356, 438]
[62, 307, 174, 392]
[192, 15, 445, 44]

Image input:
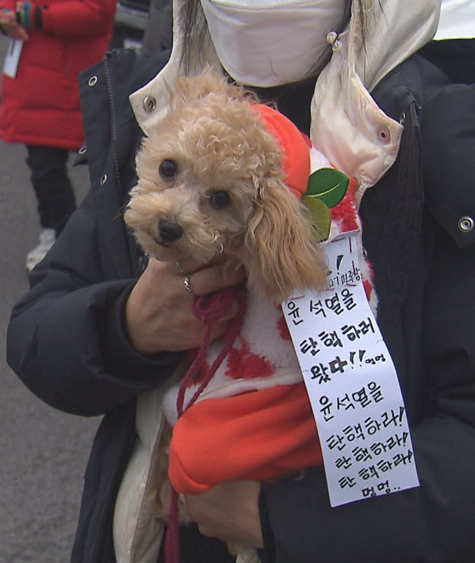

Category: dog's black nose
[158, 219, 184, 243]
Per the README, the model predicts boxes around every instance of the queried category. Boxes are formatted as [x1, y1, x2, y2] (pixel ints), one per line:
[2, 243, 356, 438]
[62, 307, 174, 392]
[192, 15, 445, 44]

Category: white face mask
[200, 0, 349, 87]
[435, 0, 475, 40]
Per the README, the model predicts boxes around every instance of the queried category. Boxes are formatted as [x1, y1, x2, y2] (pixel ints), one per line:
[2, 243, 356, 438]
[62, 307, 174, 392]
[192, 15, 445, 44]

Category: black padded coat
[7, 41, 475, 563]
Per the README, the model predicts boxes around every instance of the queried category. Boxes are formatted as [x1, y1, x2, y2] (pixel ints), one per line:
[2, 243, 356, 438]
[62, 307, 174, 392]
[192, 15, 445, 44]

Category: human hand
[15, 2, 38, 30]
[183, 480, 264, 548]
[125, 258, 246, 354]
[0, 9, 28, 39]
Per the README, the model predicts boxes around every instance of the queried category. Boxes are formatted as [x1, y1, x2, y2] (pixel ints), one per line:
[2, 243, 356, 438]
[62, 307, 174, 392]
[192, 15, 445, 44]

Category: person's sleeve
[260, 218, 475, 562]
[262, 347, 475, 563]
[0, 1, 15, 12]
[39, 0, 117, 37]
[7, 189, 183, 418]
[260, 70, 475, 563]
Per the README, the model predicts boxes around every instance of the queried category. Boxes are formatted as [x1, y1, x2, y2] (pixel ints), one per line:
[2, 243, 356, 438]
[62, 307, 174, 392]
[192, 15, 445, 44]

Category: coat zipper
[103, 52, 124, 203]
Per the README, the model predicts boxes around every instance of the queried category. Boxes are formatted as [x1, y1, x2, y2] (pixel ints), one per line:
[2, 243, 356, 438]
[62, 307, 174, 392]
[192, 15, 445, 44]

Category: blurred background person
[142, 0, 172, 53]
[0, 0, 117, 271]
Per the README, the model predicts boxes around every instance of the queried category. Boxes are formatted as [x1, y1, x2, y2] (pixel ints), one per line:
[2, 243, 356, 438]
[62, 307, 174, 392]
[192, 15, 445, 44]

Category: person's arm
[7, 187, 245, 418]
[261, 233, 475, 562]
[184, 480, 264, 549]
[6, 190, 180, 417]
[0, 0, 14, 13]
[260, 69, 475, 562]
[14, 0, 116, 37]
[0, 1, 28, 39]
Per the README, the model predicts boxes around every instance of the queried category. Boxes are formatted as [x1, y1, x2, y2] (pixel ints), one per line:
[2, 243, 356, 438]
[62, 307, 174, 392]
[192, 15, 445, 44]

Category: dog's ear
[244, 179, 328, 303]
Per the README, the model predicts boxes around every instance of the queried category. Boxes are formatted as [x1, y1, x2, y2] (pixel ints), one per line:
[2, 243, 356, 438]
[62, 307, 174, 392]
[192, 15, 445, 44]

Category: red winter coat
[0, 0, 116, 150]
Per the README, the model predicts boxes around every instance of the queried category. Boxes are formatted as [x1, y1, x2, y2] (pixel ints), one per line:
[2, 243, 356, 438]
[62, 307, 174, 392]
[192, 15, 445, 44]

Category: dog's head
[124, 68, 327, 303]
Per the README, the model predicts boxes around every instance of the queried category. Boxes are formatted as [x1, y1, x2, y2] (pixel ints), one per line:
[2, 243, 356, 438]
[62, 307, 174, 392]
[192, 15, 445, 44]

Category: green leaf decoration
[306, 168, 350, 208]
[302, 195, 331, 241]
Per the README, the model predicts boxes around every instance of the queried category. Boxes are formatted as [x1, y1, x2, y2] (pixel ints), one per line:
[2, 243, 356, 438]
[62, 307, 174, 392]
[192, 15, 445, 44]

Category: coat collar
[129, 0, 441, 200]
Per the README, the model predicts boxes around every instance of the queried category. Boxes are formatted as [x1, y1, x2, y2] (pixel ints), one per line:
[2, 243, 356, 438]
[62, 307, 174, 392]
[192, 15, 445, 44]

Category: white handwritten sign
[284, 233, 419, 507]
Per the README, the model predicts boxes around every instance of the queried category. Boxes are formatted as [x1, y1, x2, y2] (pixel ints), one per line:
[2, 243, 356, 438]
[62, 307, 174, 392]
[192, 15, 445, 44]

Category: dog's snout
[158, 219, 184, 243]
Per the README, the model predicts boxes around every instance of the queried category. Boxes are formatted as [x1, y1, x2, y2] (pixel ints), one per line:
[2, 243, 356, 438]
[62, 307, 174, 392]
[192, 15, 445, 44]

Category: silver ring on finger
[175, 260, 187, 275]
[183, 274, 196, 299]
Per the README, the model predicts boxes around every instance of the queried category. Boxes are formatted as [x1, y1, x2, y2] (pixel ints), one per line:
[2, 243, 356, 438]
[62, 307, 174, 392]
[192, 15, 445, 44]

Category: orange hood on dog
[253, 104, 311, 200]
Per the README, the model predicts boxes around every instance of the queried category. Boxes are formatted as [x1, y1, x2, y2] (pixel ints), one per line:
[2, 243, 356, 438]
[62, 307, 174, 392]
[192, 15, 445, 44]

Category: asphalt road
[0, 36, 100, 562]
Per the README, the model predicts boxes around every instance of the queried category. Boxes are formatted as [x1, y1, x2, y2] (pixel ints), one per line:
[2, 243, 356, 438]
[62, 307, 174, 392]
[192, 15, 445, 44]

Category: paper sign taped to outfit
[3, 38, 23, 78]
[284, 233, 420, 507]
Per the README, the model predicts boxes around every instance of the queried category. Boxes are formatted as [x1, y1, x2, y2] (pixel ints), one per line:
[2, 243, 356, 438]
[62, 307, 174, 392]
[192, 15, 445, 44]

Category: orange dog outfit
[164, 105, 368, 496]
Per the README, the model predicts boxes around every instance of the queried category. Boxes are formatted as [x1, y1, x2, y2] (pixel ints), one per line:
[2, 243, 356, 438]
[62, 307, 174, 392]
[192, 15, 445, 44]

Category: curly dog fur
[124, 68, 327, 303]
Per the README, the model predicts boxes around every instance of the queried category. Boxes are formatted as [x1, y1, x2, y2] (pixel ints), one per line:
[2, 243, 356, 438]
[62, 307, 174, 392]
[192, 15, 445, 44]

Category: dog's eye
[210, 191, 231, 208]
[159, 159, 177, 178]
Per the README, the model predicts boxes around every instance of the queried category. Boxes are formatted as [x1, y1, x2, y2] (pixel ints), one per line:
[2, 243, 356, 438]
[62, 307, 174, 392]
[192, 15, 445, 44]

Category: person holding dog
[0, 0, 116, 270]
[7, 0, 475, 562]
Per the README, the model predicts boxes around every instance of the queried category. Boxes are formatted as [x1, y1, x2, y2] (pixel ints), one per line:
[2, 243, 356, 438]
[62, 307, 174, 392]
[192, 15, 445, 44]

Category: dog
[124, 68, 329, 562]
[124, 68, 327, 303]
